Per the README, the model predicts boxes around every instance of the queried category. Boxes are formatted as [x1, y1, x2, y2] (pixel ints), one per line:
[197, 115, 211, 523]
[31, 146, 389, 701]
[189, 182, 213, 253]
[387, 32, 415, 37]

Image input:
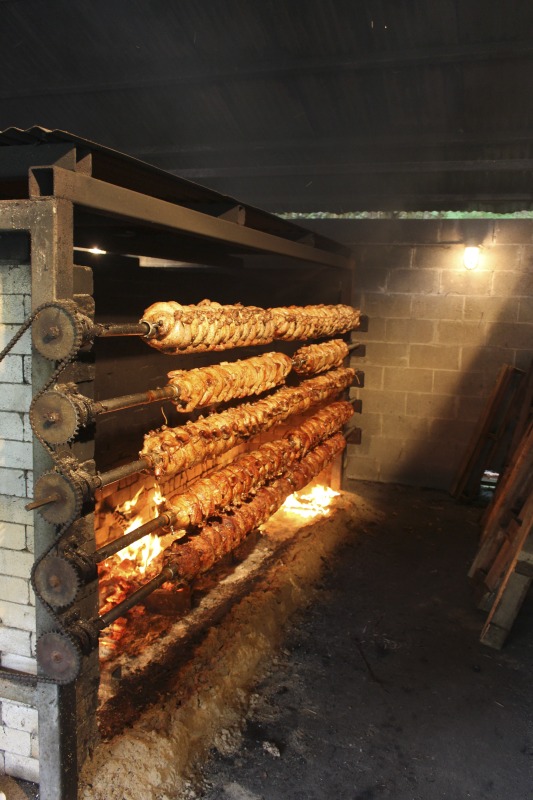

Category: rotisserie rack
[16, 298, 363, 683]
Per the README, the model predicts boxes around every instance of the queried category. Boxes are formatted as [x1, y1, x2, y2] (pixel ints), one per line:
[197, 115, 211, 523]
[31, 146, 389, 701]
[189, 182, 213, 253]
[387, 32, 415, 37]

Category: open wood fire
[96, 477, 341, 665]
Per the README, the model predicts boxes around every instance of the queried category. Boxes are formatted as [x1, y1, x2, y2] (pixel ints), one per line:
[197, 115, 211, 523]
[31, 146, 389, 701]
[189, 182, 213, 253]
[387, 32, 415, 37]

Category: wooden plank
[480, 572, 532, 649]
[480, 491, 533, 649]
[480, 515, 533, 649]
[478, 420, 533, 541]
[451, 365, 522, 499]
[508, 358, 533, 459]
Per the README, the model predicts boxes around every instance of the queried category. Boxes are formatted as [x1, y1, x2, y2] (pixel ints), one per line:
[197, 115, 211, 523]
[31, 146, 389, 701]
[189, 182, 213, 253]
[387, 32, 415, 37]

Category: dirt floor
[192, 481, 533, 800]
[10, 481, 533, 800]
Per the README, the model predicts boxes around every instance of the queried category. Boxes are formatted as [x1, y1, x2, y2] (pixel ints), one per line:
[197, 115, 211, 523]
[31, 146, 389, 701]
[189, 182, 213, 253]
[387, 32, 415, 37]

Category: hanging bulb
[463, 246, 480, 270]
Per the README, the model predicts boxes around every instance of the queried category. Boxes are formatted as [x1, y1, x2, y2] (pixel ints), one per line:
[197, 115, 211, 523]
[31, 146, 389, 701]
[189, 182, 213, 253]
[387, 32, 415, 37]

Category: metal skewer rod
[25, 493, 61, 510]
[94, 321, 159, 338]
[344, 424, 362, 443]
[96, 458, 151, 489]
[97, 566, 177, 629]
[94, 514, 172, 563]
[94, 385, 179, 415]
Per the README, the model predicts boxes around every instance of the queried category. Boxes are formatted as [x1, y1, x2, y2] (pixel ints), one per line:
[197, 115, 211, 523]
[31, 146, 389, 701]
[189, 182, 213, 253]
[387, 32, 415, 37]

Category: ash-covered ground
[194, 482, 533, 800]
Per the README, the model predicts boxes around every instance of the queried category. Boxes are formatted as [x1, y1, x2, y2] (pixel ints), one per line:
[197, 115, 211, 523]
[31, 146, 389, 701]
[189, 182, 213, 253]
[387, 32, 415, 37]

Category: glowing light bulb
[89, 246, 106, 255]
[464, 246, 480, 270]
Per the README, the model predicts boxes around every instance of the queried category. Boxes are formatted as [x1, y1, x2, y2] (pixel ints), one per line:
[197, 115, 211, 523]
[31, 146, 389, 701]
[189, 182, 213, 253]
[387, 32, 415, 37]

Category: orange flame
[281, 484, 339, 520]
[111, 485, 167, 574]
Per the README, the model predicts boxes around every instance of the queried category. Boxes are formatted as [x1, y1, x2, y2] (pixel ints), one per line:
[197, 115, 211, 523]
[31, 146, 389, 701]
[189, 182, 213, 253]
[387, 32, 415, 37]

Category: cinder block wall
[0, 259, 39, 782]
[308, 219, 533, 490]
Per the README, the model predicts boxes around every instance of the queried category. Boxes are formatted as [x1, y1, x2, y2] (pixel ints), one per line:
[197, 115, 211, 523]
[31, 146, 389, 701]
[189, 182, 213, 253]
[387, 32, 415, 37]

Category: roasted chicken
[162, 401, 353, 529]
[163, 432, 346, 582]
[141, 367, 354, 479]
[142, 299, 360, 354]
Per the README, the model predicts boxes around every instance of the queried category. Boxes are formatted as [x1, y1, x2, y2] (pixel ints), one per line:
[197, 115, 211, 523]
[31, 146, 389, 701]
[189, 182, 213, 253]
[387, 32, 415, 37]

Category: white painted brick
[0, 295, 26, 325]
[23, 295, 32, 317]
[23, 355, 31, 384]
[0, 627, 32, 657]
[0, 265, 31, 295]
[2, 701, 38, 735]
[0, 468, 26, 497]
[0, 549, 33, 578]
[0, 654, 36, 673]
[0, 724, 31, 756]
[22, 412, 32, 442]
[0, 411, 24, 440]
[25, 470, 33, 497]
[0, 440, 33, 470]
[0, 354, 23, 383]
[0, 748, 4, 772]
[0, 522, 26, 550]
[4, 751, 39, 782]
[0, 575, 29, 604]
[0, 495, 33, 525]
[0, 324, 31, 355]
[0, 600, 35, 632]
[30, 731, 39, 759]
[25, 525, 35, 554]
[0, 383, 32, 412]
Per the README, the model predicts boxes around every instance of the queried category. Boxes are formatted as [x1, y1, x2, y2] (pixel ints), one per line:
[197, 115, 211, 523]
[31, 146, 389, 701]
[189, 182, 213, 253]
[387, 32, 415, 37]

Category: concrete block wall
[308, 219, 533, 490]
[0, 260, 39, 781]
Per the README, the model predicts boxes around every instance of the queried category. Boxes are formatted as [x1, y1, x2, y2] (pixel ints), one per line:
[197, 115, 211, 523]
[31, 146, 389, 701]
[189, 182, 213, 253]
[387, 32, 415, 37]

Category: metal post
[29, 199, 86, 800]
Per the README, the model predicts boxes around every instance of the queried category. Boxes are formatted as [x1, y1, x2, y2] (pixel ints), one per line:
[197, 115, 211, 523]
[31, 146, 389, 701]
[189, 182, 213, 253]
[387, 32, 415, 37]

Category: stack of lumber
[467, 361, 533, 648]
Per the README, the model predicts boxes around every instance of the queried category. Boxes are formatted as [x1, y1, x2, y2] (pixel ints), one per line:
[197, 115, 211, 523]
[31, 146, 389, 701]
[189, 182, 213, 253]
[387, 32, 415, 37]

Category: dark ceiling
[2, 0, 533, 212]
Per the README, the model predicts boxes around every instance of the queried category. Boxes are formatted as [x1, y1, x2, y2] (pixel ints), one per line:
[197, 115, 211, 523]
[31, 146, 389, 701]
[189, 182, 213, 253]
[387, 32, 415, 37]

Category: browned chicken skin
[163, 432, 346, 582]
[141, 367, 355, 479]
[162, 401, 353, 530]
[292, 339, 349, 375]
[142, 300, 360, 354]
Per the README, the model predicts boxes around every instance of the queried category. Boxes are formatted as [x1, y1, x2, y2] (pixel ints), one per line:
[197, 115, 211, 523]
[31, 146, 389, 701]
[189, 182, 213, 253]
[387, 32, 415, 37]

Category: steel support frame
[0, 169, 356, 799]
[29, 165, 353, 270]
[0, 198, 95, 800]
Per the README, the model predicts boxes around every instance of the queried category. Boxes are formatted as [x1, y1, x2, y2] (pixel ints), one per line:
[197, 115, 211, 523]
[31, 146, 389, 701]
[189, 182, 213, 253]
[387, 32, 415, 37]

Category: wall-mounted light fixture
[463, 245, 481, 270]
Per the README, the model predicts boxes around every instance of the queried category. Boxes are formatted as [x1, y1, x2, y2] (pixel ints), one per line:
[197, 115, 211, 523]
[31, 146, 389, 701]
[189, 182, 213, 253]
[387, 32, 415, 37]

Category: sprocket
[30, 388, 82, 446]
[33, 555, 81, 610]
[32, 470, 84, 526]
[31, 301, 87, 361]
[36, 631, 82, 684]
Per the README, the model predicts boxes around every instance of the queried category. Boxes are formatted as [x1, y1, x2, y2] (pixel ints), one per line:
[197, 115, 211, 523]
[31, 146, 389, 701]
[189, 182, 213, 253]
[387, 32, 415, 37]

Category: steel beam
[30, 166, 353, 270]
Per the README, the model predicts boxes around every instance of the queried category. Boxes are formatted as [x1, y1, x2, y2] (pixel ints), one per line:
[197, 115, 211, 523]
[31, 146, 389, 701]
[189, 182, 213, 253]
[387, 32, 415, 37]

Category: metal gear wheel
[30, 390, 82, 446]
[33, 555, 81, 610]
[33, 470, 84, 526]
[36, 631, 82, 684]
[31, 301, 84, 361]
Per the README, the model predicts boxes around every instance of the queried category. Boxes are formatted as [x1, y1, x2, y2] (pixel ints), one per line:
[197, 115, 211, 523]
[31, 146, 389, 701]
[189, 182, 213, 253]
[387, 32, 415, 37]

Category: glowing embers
[280, 484, 339, 520]
[99, 485, 168, 612]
